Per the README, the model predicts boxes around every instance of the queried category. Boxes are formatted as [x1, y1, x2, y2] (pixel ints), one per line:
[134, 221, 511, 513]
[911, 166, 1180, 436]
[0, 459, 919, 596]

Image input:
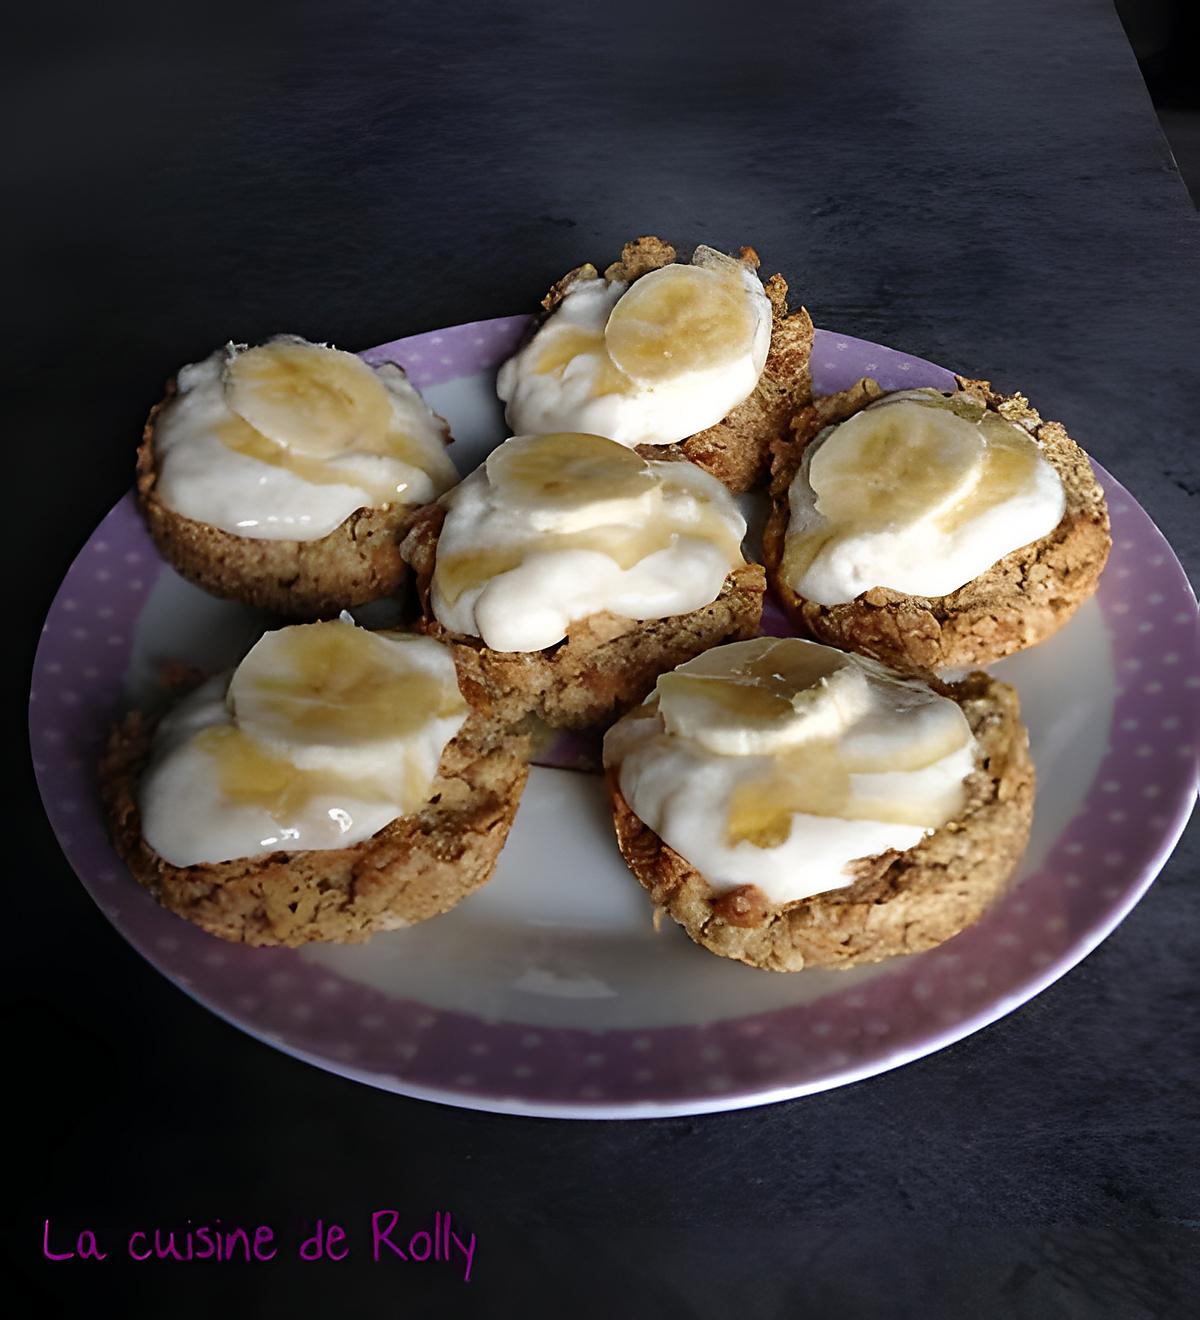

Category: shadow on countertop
[1117, 0, 1199, 205]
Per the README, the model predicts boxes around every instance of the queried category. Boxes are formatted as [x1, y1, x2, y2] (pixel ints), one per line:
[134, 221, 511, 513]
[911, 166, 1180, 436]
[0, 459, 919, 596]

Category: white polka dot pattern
[27, 319, 1199, 1118]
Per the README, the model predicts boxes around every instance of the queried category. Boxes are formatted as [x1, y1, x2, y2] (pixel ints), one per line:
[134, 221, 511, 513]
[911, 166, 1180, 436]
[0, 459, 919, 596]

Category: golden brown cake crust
[400, 504, 766, 729]
[762, 376, 1111, 672]
[608, 671, 1034, 972]
[535, 235, 814, 493]
[101, 705, 529, 947]
[136, 379, 451, 618]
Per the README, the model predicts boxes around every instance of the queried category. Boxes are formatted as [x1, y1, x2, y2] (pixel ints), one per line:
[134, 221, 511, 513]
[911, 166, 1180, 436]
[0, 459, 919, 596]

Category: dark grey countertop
[9, 1, 1198, 1315]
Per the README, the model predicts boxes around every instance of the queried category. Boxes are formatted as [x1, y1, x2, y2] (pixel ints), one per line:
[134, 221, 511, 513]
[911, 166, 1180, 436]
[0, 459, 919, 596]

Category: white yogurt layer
[139, 621, 468, 867]
[603, 637, 978, 905]
[497, 247, 772, 447]
[153, 337, 459, 541]
[782, 389, 1066, 604]
[422, 432, 748, 653]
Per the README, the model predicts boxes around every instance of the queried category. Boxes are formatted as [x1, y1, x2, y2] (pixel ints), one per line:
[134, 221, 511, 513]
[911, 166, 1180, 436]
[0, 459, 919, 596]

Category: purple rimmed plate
[29, 317, 1198, 1118]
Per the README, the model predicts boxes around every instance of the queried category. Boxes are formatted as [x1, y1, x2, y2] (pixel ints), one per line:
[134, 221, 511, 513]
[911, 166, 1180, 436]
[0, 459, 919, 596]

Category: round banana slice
[840, 761, 972, 829]
[837, 688, 974, 774]
[604, 259, 762, 385]
[808, 401, 985, 530]
[224, 339, 394, 460]
[484, 432, 661, 532]
[227, 620, 467, 781]
[656, 636, 872, 756]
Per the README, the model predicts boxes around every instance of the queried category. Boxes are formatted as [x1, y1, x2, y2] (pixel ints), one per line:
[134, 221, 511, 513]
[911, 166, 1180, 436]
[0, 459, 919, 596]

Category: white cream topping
[496, 247, 772, 448]
[421, 432, 747, 653]
[138, 620, 468, 867]
[153, 337, 458, 541]
[782, 389, 1066, 604]
[603, 637, 978, 906]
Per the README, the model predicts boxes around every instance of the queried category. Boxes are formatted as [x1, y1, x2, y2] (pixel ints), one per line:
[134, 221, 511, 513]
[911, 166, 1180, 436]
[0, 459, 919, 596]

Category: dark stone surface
[7, 1, 1197, 1315]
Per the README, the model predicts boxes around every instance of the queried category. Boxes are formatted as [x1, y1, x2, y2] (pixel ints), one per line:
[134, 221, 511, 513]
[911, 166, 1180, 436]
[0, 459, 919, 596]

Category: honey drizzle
[193, 725, 393, 818]
[726, 742, 850, 848]
[935, 415, 1040, 533]
[726, 737, 968, 848]
[434, 500, 743, 605]
[534, 325, 631, 397]
[218, 415, 412, 506]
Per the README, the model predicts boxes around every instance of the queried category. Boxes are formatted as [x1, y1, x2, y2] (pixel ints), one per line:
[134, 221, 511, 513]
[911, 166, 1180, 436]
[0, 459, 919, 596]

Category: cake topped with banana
[101, 618, 529, 947]
[428, 431, 749, 652]
[603, 636, 1034, 971]
[401, 430, 766, 728]
[498, 236, 815, 492]
[138, 619, 469, 866]
[138, 336, 458, 615]
[764, 377, 1111, 672]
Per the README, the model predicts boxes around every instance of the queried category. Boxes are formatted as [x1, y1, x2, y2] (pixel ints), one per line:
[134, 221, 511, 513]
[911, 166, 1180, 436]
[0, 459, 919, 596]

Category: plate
[30, 317, 1198, 1118]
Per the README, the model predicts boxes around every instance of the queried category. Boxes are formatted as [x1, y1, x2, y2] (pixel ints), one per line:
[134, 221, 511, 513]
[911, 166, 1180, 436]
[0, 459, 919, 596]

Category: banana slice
[841, 762, 971, 830]
[604, 255, 764, 385]
[532, 324, 631, 398]
[808, 400, 985, 530]
[227, 620, 468, 784]
[656, 636, 872, 756]
[224, 338, 394, 460]
[485, 432, 661, 532]
[867, 393, 1042, 533]
[838, 691, 973, 774]
[535, 325, 606, 375]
